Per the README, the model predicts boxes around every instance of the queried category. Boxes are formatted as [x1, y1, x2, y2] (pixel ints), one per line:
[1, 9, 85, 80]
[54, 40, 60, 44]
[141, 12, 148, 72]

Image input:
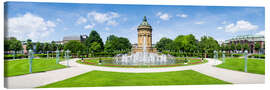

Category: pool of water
[100, 59, 188, 66]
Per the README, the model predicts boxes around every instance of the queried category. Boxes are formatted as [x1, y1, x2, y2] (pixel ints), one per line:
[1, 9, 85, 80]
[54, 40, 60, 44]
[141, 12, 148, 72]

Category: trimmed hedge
[4, 54, 27, 59]
[161, 51, 212, 58]
[231, 54, 243, 57]
[248, 54, 265, 59]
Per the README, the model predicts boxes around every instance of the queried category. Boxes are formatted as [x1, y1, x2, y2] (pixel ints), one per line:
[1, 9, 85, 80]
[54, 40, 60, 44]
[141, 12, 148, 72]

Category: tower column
[132, 16, 157, 53]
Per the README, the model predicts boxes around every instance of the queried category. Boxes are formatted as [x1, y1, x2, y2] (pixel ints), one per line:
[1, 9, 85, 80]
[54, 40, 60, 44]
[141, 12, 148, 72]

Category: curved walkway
[5, 58, 264, 88]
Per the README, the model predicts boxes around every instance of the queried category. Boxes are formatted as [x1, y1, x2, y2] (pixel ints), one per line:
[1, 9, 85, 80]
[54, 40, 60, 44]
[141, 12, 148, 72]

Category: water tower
[132, 16, 157, 53]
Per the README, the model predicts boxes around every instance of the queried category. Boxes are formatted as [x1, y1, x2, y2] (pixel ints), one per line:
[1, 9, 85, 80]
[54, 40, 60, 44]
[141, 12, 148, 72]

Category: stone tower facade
[132, 16, 157, 53]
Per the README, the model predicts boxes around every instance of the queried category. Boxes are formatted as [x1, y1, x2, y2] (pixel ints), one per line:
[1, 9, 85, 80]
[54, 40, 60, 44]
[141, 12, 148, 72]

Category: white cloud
[176, 14, 188, 18]
[156, 21, 160, 24]
[76, 17, 87, 24]
[255, 30, 265, 36]
[105, 27, 110, 31]
[156, 12, 171, 20]
[63, 27, 68, 31]
[56, 18, 62, 23]
[222, 21, 227, 24]
[224, 20, 258, 33]
[107, 20, 118, 26]
[217, 27, 223, 30]
[195, 21, 205, 24]
[87, 11, 120, 25]
[7, 13, 56, 42]
[156, 12, 162, 16]
[84, 23, 95, 29]
[123, 17, 128, 22]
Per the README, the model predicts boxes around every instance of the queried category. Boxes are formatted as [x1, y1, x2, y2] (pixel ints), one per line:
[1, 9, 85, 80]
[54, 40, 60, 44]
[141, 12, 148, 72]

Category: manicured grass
[216, 58, 265, 74]
[77, 57, 206, 68]
[39, 70, 230, 88]
[4, 58, 66, 77]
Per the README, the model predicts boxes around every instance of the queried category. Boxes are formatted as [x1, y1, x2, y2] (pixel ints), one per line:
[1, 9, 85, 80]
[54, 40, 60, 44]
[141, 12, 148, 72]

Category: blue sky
[5, 2, 265, 44]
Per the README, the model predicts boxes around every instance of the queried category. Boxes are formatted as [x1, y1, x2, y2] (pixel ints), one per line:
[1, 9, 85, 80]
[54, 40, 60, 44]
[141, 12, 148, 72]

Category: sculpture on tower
[132, 16, 157, 53]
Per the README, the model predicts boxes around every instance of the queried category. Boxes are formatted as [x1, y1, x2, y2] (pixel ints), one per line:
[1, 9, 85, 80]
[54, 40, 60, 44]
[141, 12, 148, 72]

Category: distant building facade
[224, 35, 265, 54]
[63, 34, 88, 44]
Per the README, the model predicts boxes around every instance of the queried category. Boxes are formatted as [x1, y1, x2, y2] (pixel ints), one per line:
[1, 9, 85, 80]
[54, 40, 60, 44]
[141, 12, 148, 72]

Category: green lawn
[39, 70, 230, 88]
[216, 58, 265, 74]
[4, 58, 66, 77]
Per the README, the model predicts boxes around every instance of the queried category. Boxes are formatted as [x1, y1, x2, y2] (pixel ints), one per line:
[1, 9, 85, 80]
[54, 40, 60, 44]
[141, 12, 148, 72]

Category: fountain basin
[77, 57, 205, 68]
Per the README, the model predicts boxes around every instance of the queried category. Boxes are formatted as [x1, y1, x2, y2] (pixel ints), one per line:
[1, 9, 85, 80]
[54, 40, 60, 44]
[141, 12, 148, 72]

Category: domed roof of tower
[139, 16, 150, 26]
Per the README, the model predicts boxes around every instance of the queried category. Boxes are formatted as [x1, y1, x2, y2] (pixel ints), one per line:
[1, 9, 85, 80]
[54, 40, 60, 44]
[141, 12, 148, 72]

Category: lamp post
[216, 51, 219, 59]
[12, 50, 15, 59]
[56, 49, 59, 64]
[222, 51, 226, 63]
[213, 50, 217, 64]
[47, 51, 49, 59]
[29, 49, 33, 73]
[66, 50, 70, 67]
[244, 50, 248, 72]
[213, 50, 217, 59]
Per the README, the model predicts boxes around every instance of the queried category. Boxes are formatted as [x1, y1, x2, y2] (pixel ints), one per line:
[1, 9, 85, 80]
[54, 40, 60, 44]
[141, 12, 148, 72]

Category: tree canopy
[26, 39, 33, 50]
[85, 30, 104, 52]
[64, 40, 86, 53]
[255, 42, 261, 51]
[198, 36, 219, 53]
[155, 37, 173, 51]
[104, 35, 132, 52]
[4, 37, 23, 51]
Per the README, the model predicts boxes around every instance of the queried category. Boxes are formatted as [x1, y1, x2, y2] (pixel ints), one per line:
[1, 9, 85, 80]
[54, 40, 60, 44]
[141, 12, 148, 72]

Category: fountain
[113, 36, 175, 65]
[88, 16, 195, 66]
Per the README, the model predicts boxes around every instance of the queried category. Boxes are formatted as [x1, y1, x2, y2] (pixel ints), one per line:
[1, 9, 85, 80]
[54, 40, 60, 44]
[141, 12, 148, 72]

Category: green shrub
[248, 54, 265, 59]
[34, 54, 47, 57]
[4, 54, 27, 59]
[231, 54, 243, 57]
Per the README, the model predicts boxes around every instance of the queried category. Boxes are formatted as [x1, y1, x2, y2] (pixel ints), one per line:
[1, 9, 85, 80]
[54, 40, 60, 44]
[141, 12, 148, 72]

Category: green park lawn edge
[4, 58, 67, 77]
[216, 58, 265, 75]
[39, 70, 231, 88]
[76, 57, 208, 68]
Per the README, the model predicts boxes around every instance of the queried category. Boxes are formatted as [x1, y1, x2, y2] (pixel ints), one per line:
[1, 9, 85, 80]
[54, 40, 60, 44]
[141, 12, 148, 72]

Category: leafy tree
[243, 43, 250, 51]
[105, 35, 119, 52]
[57, 44, 64, 50]
[36, 42, 42, 53]
[254, 42, 261, 53]
[199, 36, 219, 58]
[4, 39, 10, 51]
[50, 41, 57, 51]
[26, 39, 33, 50]
[173, 34, 198, 53]
[85, 30, 104, 52]
[64, 40, 85, 53]
[8, 37, 23, 52]
[117, 37, 132, 50]
[230, 43, 236, 53]
[43, 43, 50, 52]
[236, 43, 242, 51]
[104, 35, 132, 52]
[155, 37, 173, 51]
[89, 42, 102, 53]
[225, 44, 231, 52]
[220, 44, 226, 51]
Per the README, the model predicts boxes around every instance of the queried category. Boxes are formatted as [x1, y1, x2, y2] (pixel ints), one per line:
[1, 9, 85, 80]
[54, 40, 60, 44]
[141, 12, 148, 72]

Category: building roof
[139, 16, 150, 26]
[63, 35, 81, 41]
[225, 35, 264, 43]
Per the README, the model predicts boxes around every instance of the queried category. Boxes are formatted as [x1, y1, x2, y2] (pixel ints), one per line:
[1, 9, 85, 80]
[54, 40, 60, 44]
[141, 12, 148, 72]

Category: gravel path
[5, 58, 264, 88]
